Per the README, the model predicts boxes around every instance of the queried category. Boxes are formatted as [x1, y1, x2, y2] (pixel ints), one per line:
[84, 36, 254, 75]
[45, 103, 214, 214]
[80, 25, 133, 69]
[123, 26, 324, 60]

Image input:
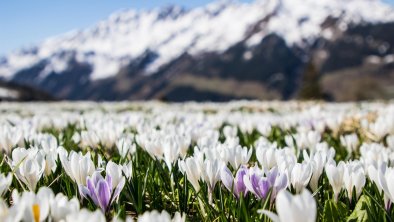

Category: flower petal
[111, 177, 125, 204]
[97, 180, 111, 212]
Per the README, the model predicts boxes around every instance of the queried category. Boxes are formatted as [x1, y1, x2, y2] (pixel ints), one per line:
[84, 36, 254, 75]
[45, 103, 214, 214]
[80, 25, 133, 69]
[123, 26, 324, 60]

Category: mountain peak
[0, 0, 393, 81]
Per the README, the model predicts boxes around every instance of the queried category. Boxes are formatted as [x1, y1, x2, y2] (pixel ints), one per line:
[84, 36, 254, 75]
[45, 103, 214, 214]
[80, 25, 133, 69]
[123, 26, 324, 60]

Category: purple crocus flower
[222, 165, 287, 201]
[243, 166, 271, 199]
[265, 167, 288, 201]
[221, 165, 248, 198]
[243, 166, 288, 201]
[80, 171, 125, 212]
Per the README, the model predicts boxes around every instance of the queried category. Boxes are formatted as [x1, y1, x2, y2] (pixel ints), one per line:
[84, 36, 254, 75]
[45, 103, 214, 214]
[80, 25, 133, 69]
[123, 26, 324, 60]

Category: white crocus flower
[72, 132, 81, 144]
[368, 163, 391, 209]
[116, 135, 136, 158]
[256, 145, 277, 170]
[58, 147, 95, 186]
[137, 210, 185, 222]
[94, 121, 123, 148]
[276, 148, 297, 174]
[96, 154, 105, 171]
[225, 145, 252, 170]
[121, 161, 133, 180]
[0, 173, 12, 196]
[343, 162, 366, 201]
[38, 134, 60, 176]
[106, 161, 126, 189]
[360, 143, 388, 168]
[0, 199, 9, 221]
[325, 161, 345, 201]
[136, 132, 165, 159]
[199, 162, 221, 197]
[11, 187, 54, 222]
[80, 131, 100, 148]
[315, 143, 336, 160]
[171, 134, 191, 159]
[367, 163, 385, 193]
[65, 209, 106, 222]
[201, 159, 223, 194]
[259, 189, 316, 222]
[257, 123, 272, 137]
[11, 147, 46, 191]
[290, 163, 312, 193]
[0, 125, 23, 154]
[178, 156, 202, 192]
[50, 193, 80, 222]
[294, 131, 321, 151]
[303, 151, 326, 191]
[223, 125, 237, 138]
[340, 133, 359, 154]
[162, 138, 180, 172]
[196, 130, 219, 150]
[369, 118, 390, 141]
[378, 166, 394, 209]
[284, 135, 295, 149]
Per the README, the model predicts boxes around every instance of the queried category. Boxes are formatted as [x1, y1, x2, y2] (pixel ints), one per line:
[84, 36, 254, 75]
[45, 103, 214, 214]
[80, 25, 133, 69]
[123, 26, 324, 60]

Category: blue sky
[0, 0, 392, 55]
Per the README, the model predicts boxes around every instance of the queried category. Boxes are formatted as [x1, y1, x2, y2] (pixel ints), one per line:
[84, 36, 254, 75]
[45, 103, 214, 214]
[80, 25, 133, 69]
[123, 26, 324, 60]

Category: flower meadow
[0, 101, 394, 221]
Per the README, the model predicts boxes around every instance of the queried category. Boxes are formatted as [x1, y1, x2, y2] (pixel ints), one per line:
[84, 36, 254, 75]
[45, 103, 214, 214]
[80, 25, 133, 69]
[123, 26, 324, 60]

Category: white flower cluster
[0, 101, 392, 221]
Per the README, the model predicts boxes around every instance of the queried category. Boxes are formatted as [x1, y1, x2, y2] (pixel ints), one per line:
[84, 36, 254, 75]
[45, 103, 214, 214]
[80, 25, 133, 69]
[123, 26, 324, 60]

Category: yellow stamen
[32, 204, 40, 222]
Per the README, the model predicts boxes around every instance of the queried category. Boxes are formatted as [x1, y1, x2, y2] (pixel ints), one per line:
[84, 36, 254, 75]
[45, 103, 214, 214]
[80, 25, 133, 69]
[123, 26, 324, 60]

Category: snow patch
[0, 0, 393, 80]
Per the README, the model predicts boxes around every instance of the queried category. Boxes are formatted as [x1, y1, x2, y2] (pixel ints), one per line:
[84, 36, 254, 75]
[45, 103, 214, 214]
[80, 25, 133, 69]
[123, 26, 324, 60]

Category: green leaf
[323, 199, 348, 222]
[347, 195, 372, 222]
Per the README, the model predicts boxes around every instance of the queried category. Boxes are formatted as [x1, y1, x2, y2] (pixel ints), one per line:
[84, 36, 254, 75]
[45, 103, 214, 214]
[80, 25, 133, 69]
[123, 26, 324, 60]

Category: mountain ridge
[1, 0, 394, 101]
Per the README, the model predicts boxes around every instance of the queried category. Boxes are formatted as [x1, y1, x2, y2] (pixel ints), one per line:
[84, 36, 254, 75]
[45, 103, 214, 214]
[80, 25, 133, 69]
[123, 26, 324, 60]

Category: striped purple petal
[87, 177, 99, 206]
[97, 180, 111, 212]
[257, 178, 271, 199]
[92, 171, 104, 185]
[106, 174, 113, 191]
[234, 167, 247, 197]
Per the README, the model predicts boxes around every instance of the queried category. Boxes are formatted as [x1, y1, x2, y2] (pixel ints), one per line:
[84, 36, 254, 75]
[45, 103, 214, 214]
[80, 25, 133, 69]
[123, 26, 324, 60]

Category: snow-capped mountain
[1, 0, 394, 101]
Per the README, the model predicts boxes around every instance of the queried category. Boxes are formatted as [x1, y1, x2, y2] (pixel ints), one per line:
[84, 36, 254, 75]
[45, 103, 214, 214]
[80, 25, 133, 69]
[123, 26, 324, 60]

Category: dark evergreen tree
[298, 62, 323, 100]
